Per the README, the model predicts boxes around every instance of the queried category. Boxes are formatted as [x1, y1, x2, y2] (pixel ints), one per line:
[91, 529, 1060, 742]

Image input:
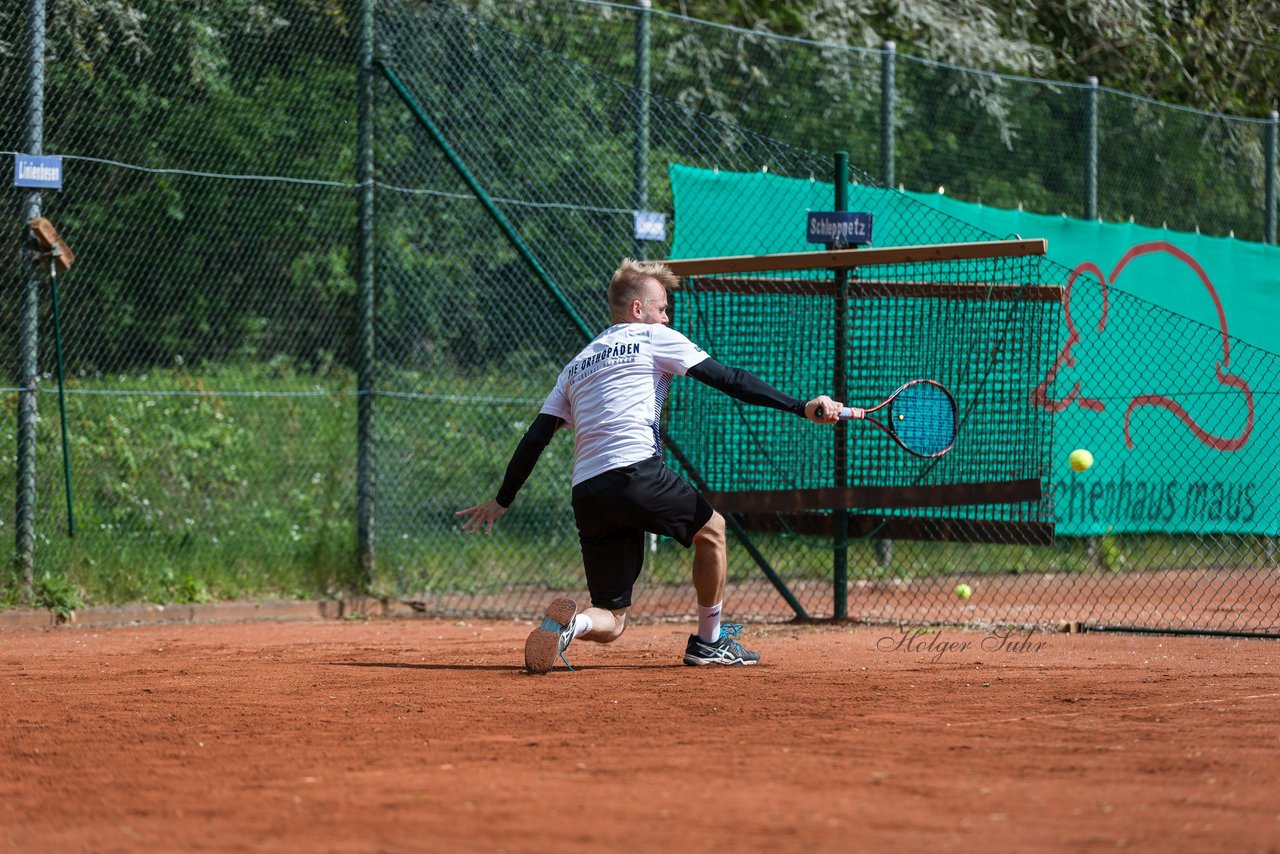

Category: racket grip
[837, 407, 865, 420]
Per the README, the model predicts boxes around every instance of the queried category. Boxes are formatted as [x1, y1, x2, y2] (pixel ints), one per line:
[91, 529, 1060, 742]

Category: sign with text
[633, 211, 666, 241]
[13, 154, 63, 189]
[807, 211, 872, 246]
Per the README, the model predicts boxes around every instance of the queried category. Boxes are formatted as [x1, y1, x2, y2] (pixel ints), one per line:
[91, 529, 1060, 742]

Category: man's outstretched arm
[686, 357, 841, 423]
[456, 412, 564, 534]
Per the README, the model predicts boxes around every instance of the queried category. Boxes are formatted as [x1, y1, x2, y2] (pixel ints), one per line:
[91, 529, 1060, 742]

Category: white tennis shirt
[540, 322, 709, 485]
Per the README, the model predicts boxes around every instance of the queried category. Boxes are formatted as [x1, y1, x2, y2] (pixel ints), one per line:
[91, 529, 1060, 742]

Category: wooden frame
[661, 237, 1057, 538]
[702, 478, 1042, 514]
[734, 513, 1055, 547]
[681, 277, 1062, 302]
[659, 238, 1047, 278]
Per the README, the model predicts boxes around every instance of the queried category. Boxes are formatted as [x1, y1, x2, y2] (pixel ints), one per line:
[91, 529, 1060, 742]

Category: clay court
[2, 616, 1277, 852]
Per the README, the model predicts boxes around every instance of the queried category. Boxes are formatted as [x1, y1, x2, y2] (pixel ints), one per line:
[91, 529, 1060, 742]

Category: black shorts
[570, 456, 715, 611]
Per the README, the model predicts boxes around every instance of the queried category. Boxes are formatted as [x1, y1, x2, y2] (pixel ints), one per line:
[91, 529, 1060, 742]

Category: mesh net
[667, 246, 1059, 544]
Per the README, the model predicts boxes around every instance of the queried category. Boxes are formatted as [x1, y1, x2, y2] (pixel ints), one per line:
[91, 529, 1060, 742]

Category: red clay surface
[2, 617, 1278, 852]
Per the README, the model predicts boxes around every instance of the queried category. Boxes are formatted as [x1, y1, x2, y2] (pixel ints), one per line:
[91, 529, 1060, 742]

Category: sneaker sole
[524, 596, 577, 674]
[682, 654, 759, 666]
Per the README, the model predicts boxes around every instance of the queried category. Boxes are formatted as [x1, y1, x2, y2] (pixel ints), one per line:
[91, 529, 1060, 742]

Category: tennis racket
[837, 379, 957, 458]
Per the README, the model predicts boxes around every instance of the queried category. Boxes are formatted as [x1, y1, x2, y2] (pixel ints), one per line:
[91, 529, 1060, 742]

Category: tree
[3, 1, 360, 373]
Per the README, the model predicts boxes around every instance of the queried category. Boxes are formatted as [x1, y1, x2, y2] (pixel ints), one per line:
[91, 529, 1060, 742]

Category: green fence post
[15, 0, 48, 595]
[833, 151, 849, 620]
[1265, 110, 1277, 245]
[1083, 76, 1100, 566]
[1084, 76, 1099, 220]
[355, 0, 376, 590]
[875, 47, 895, 566]
[880, 41, 895, 188]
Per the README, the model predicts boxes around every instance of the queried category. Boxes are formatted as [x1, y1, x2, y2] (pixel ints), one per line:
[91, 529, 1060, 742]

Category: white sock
[697, 602, 723, 643]
[570, 613, 593, 639]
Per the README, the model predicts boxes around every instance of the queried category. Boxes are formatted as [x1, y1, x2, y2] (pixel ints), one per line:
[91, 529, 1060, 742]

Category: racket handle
[837, 407, 865, 420]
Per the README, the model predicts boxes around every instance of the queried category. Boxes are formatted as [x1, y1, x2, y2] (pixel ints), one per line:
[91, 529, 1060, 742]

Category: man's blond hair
[608, 258, 678, 317]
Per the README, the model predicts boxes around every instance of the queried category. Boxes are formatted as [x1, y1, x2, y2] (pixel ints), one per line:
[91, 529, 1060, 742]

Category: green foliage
[1, 363, 360, 607]
[34, 571, 85, 619]
[1, 1, 359, 375]
[574, 0, 1274, 238]
[0, 357, 1268, 611]
[1098, 535, 1127, 572]
[646, 0, 1279, 118]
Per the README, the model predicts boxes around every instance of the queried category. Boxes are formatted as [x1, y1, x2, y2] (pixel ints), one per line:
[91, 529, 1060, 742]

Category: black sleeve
[686, 357, 806, 417]
[495, 412, 563, 508]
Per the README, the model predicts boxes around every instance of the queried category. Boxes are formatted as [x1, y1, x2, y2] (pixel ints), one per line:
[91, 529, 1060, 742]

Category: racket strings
[887, 383, 957, 457]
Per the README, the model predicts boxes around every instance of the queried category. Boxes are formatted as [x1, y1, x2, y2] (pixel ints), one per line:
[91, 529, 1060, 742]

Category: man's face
[636, 278, 669, 325]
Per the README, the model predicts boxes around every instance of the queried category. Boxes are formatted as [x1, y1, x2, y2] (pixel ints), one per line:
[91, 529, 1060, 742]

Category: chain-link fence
[3, 0, 1278, 635]
[475, 0, 1277, 243]
[1, 1, 363, 605]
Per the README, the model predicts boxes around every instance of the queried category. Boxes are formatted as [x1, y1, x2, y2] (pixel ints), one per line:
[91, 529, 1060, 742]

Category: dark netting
[669, 252, 1057, 500]
[664, 246, 1061, 619]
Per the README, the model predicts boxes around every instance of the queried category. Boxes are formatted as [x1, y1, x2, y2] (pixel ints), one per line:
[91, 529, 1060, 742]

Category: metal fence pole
[15, 0, 48, 594]
[1082, 81, 1102, 566]
[874, 44, 893, 569]
[633, 0, 651, 258]
[355, 0, 376, 589]
[1084, 76, 1099, 220]
[880, 41, 895, 188]
[833, 151, 849, 620]
[1265, 110, 1277, 245]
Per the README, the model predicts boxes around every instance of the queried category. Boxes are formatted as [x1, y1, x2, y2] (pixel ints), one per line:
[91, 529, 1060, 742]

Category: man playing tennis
[457, 259, 842, 673]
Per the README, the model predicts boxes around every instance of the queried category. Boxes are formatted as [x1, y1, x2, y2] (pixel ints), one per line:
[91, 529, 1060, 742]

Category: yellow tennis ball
[1069, 449, 1094, 472]
[954, 583, 972, 600]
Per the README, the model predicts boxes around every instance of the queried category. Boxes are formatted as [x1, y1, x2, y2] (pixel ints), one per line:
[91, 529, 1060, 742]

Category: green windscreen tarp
[669, 165, 1279, 536]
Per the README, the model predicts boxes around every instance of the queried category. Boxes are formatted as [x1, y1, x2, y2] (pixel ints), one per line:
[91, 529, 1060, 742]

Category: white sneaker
[524, 597, 577, 674]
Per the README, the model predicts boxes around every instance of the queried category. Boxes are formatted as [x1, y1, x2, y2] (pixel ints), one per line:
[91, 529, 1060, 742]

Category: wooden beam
[734, 513, 1055, 546]
[658, 238, 1047, 277]
[702, 478, 1042, 514]
[683, 277, 1062, 302]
